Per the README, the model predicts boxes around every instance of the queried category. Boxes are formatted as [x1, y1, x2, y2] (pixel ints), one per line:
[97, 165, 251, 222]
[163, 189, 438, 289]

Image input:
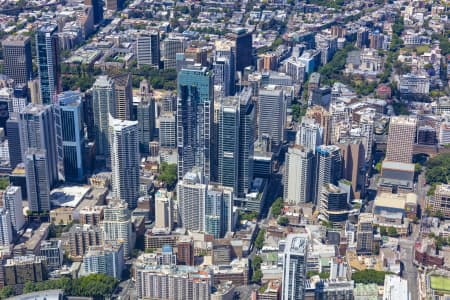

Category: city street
[399, 238, 418, 300]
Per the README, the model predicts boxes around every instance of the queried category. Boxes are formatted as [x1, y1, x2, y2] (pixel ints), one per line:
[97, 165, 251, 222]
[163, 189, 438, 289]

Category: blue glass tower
[36, 24, 60, 104]
[176, 65, 213, 181]
[58, 91, 85, 182]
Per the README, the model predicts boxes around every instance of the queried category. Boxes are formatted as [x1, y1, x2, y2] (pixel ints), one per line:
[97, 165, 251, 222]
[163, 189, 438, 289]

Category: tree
[387, 226, 398, 237]
[352, 269, 387, 285]
[0, 286, 14, 299]
[307, 270, 320, 278]
[252, 255, 263, 270]
[380, 226, 387, 236]
[252, 269, 263, 283]
[158, 162, 177, 188]
[277, 216, 289, 226]
[255, 229, 266, 250]
[319, 272, 330, 279]
[271, 197, 284, 218]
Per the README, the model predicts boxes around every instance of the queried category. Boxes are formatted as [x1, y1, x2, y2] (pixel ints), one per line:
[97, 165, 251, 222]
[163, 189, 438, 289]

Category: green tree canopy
[158, 162, 177, 188]
[255, 229, 266, 250]
[271, 197, 284, 218]
[352, 269, 388, 285]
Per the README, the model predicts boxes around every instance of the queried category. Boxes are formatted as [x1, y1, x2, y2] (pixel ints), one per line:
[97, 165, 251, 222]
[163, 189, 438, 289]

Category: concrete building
[258, 85, 287, 151]
[383, 275, 410, 300]
[19, 104, 59, 187]
[136, 80, 155, 154]
[305, 106, 332, 145]
[431, 184, 450, 218]
[83, 243, 124, 280]
[319, 184, 349, 228]
[356, 213, 374, 255]
[399, 74, 430, 95]
[39, 240, 63, 270]
[337, 140, 365, 199]
[109, 117, 139, 209]
[2, 35, 33, 85]
[154, 189, 173, 231]
[24, 149, 51, 213]
[284, 146, 314, 204]
[385, 116, 417, 163]
[282, 234, 308, 300]
[0, 208, 13, 246]
[3, 255, 47, 286]
[137, 31, 160, 68]
[67, 224, 103, 259]
[159, 112, 176, 148]
[92, 75, 115, 157]
[177, 169, 207, 232]
[205, 185, 233, 238]
[3, 186, 24, 233]
[112, 73, 133, 121]
[314, 145, 342, 205]
[296, 117, 323, 153]
[7, 114, 22, 169]
[162, 35, 187, 70]
[102, 201, 132, 258]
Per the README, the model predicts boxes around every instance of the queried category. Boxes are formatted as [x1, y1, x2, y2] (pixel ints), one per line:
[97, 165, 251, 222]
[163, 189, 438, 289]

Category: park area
[430, 276, 450, 293]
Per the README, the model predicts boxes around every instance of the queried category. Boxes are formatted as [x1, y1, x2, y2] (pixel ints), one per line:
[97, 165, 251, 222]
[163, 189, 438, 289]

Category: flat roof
[50, 185, 91, 208]
[382, 160, 415, 172]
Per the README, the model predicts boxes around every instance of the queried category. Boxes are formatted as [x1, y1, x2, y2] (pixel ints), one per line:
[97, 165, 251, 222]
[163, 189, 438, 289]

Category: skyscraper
[385, 116, 417, 163]
[258, 86, 287, 151]
[137, 31, 160, 68]
[19, 104, 59, 187]
[213, 57, 231, 97]
[2, 35, 33, 85]
[0, 208, 13, 246]
[282, 234, 308, 300]
[284, 146, 315, 204]
[218, 97, 239, 192]
[102, 201, 132, 258]
[6, 113, 22, 169]
[237, 88, 255, 197]
[314, 145, 342, 205]
[177, 66, 213, 181]
[159, 113, 176, 148]
[177, 169, 207, 232]
[136, 81, 155, 154]
[36, 24, 60, 104]
[84, 0, 103, 24]
[215, 40, 236, 96]
[162, 35, 187, 69]
[25, 149, 51, 213]
[113, 73, 133, 121]
[226, 28, 253, 72]
[3, 186, 25, 233]
[92, 75, 115, 157]
[58, 91, 85, 182]
[205, 185, 233, 238]
[305, 105, 332, 145]
[337, 139, 365, 199]
[110, 117, 139, 209]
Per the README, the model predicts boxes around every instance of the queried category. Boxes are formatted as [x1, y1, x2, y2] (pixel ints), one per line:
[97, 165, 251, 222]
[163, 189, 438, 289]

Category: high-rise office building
[58, 91, 85, 182]
[337, 139, 365, 199]
[0, 208, 13, 246]
[162, 35, 187, 69]
[385, 116, 417, 163]
[226, 28, 253, 72]
[296, 117, 323, 153]
[92, 75, 115, 157]
[154, 189, 173, 231]
[2, 35, 33, 85]
[177, 66, 213, 181]
[136, 81, 155, 154]
[137, 31, 160, 68]
[237, 88, 255, 197]
[7, 113, 22, 169]
[284, 146, 315, 204]
[215, 40, 236, 96]
[319, 183, 349, 228]
[3, 186, 25, 233]
[213, 57, 232, 97]
[84, 0, 103, 24]
[314, 145, 342, 205]
[159, 112, 176, 148]
[258, 86, 287, 151]
[19, 104, 59, 187]
[110, 117, 139, 209]
[113, 73, 133, 121]
[205, 185, 233, 238]
[36, 24, 60, 104]
[102, 201, 132, 258]
[282, 234, 308, 300]
[218, 97, 239, 192]
[25, 149, 51, 213]
[359, 116, 374, 162]
[177, 169, 207, 232]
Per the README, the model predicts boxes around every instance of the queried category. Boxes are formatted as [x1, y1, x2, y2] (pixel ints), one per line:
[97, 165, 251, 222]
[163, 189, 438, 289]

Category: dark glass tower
[36, 24, 60, 104]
